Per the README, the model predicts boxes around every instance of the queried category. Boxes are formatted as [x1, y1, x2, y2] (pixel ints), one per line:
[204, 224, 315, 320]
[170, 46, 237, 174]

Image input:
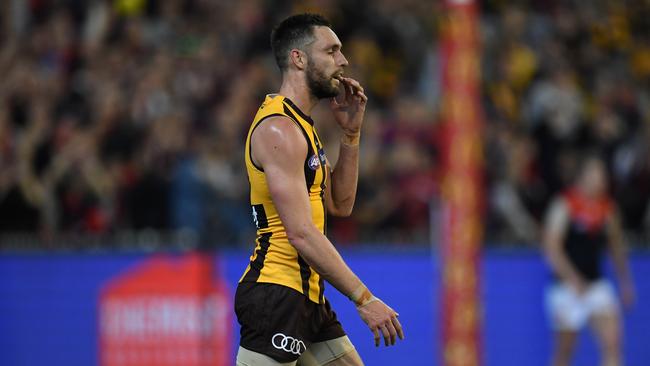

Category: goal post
[438, 1, 484, 365]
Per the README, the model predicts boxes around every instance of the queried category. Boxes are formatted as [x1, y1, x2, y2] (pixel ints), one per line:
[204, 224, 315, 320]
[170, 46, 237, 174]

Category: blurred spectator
[483, 0, 650, 245]
[542, 155, 634, 366]
[0, 0, 649, 248]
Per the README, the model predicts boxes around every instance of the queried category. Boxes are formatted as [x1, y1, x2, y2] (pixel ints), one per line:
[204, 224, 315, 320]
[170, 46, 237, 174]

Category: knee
[600, 329, 621, 354]
[553, 334, 577, 361]
[556, 340, 575, 355]
[602, 337, 621, 357]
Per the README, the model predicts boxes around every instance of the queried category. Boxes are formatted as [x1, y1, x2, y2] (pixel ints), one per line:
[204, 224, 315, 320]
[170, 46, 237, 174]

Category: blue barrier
[0, 249, 648, 366]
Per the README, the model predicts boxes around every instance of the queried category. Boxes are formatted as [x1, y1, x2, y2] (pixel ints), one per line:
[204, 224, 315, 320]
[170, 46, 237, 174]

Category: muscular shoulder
[251, 116, 307, 169]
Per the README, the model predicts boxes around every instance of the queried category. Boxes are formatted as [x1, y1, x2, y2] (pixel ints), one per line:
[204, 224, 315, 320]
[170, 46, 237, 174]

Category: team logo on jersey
[308, 154, 320, 170]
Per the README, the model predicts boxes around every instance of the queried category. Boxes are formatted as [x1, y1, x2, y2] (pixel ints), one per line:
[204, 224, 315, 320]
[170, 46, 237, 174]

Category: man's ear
[289, 49, 307, 70]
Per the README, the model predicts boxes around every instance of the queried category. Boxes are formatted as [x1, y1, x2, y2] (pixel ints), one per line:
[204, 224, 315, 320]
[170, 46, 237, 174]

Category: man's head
[271, 13, 348, 99]
[575, 154, 608, 197]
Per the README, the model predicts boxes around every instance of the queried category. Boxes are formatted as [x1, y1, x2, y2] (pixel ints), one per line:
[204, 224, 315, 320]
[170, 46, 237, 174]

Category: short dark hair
[271, 13, 331, 71]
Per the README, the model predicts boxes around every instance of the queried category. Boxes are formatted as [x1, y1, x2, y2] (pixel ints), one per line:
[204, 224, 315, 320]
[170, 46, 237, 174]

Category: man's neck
[278, 74, 318, 115]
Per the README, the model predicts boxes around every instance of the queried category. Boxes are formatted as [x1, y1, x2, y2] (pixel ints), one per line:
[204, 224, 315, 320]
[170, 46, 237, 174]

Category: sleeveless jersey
[240, 94, 328, 304]
[562, 189, 613, 281]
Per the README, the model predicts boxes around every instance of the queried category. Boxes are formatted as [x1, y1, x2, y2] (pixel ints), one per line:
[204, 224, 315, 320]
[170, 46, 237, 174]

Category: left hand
[329, 77, 368, 136]
[356, 297, 404, 347]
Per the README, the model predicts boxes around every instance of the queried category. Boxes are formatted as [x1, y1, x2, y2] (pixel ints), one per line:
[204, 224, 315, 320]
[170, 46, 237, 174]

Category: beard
[306, 59, 340, 99]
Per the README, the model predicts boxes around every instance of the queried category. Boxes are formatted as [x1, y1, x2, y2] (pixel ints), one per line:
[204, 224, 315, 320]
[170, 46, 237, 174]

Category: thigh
[323, 349, 363, 366]
[297, 336, 361, 366]
[590, 312, 621, 350]
[586, 281, 621, 346]
[237, 346, 297, 366]
[235, 282, 311, 363]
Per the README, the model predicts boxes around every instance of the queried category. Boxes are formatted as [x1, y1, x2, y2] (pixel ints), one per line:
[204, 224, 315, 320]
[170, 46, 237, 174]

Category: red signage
[99, 253, 231, 366]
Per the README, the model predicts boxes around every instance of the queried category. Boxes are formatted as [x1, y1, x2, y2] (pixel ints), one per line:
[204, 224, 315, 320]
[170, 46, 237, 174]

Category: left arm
[606, 209, 635, 308]
[326, 77, 367, 217]
[327, 137, 360, 217]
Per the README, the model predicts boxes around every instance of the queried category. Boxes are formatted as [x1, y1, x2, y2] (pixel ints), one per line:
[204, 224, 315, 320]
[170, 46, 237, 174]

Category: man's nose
[338, 52, 349, 67]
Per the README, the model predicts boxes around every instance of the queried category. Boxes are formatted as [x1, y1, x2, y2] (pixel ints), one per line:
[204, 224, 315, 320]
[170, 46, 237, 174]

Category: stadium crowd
[0, 0, 648, 248]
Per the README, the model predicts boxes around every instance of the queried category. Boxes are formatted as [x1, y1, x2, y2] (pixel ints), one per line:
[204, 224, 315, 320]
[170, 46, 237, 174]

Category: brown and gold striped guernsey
[240, 94, 328, 304]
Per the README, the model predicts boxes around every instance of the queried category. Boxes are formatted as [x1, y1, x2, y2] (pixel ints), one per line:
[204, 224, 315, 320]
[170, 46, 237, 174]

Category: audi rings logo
[271, 333, 306, 355]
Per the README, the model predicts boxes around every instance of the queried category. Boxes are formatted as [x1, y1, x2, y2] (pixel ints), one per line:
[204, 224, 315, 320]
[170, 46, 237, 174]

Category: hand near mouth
[330, 76, 367, 137]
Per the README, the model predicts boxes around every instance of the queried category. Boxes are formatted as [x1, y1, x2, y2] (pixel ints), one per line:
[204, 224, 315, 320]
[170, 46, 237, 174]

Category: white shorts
[545, 279, 619, 331]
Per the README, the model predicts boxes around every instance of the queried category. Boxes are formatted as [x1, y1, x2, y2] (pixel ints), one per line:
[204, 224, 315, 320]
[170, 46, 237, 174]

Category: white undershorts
[545, 279, 619, 331]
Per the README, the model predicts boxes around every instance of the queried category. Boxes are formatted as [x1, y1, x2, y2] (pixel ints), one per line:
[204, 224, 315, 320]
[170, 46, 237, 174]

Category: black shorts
[234, 282, 346, 363]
